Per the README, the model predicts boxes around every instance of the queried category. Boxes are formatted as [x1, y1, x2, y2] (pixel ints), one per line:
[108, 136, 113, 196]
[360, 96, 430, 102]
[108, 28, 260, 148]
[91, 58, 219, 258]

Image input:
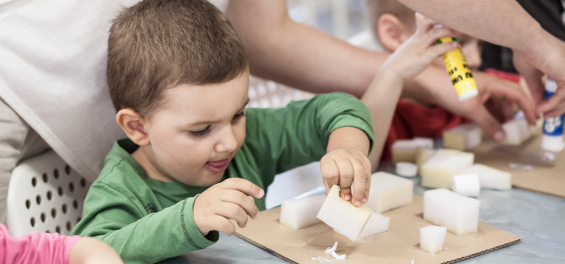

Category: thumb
[470, 105, 506, 142]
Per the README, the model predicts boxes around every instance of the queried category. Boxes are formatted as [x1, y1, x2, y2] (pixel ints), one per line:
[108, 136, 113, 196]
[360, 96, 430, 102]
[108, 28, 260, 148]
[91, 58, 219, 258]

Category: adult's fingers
[468, 104, 506, 141]
[537, 86, 565, 117]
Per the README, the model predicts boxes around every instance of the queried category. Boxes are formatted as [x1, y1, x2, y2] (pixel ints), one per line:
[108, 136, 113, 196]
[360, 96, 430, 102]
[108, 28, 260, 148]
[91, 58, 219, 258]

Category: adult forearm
[226, 0, 386, 97]
[397, 0, 545, 55]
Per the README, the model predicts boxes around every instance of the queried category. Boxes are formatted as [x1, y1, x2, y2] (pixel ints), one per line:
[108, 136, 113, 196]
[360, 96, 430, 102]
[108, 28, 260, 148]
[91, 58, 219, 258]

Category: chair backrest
[7, 150, 91, 237]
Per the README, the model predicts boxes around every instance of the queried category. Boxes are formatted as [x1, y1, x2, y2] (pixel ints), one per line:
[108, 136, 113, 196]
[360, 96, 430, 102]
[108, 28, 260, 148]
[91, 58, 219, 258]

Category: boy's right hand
[381, 13, 458, 80]
[193, 178, 264, 236]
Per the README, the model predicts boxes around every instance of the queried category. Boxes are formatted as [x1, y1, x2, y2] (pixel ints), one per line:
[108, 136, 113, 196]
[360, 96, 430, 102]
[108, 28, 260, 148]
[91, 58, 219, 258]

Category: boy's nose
[215, 126, 239, 153]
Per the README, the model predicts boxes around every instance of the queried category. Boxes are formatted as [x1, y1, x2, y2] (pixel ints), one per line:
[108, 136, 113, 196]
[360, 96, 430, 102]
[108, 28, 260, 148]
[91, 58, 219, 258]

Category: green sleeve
[243, 92, 374, 177]
[72, 183, 218, 264]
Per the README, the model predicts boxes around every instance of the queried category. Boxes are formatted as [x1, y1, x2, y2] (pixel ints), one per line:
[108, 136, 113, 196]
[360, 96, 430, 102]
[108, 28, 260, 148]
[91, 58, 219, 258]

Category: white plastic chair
[7, 150, 91, 237]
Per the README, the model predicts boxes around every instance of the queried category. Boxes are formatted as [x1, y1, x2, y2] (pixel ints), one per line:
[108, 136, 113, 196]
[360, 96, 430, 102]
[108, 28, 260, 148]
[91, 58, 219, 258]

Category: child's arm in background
[362, 13, 459, 171]
[69, 237, 123, 264]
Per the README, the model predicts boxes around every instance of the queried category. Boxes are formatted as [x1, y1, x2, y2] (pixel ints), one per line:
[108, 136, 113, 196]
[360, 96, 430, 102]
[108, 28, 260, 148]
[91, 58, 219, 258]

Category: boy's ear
[377, 14, 412, 52]
[116, 109, 150, 146]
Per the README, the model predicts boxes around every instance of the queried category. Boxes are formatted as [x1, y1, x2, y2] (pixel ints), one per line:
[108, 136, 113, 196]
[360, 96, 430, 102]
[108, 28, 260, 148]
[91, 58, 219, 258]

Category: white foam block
[358, 212, 390, 240]
[279, 194, 325, 230]
[451, 174, 480, 197]
[365, 172, 413, 213]
[501, 117, 536, 145]
[421, 149, 474, 189]
[416, 147, 436, 174]
[395, 162, 417, 177]
[317, 185, 373, 241]
[423, 188, 480, 235]
[420, 225, 447, 254]
[392, 137, 433, 164]
[443, 123, 483, 151]
[457, 164, 512, 190]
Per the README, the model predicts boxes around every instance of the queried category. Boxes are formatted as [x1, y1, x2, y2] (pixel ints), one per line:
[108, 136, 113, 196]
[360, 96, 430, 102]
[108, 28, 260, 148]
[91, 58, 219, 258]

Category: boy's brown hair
[107, 0, 248, 117]
[365, 0, 415, 43]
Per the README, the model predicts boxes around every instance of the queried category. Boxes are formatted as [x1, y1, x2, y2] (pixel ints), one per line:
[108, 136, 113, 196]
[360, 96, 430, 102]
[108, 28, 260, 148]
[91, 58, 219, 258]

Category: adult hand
[513, 36, 565, 118]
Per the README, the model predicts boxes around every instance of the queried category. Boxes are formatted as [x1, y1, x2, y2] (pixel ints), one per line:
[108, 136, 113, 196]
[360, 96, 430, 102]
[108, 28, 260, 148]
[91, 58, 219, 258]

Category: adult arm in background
[397, 0, 565, 118]
[225, 0, 536, 147]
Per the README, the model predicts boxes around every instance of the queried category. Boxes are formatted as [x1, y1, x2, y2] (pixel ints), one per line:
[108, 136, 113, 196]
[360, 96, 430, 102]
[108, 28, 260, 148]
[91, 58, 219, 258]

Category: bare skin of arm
[398, 0, 565, 117]
[225, 0, 536, 141]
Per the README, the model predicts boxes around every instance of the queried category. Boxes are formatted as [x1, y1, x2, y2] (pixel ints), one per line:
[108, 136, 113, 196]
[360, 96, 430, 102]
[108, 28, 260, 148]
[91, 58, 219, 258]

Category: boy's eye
[188, 126, 210, 137]
[232, 111, 246, 122]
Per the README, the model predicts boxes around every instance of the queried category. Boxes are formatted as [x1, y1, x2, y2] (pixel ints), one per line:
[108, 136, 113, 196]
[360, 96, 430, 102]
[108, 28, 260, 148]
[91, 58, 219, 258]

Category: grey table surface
[161, 171, 565, 264]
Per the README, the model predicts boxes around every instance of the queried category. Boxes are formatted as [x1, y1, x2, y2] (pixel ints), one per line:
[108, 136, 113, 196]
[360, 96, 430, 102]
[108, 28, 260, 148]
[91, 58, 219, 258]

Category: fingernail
[258, 189, 265, 198]
[253, 212, 259, 219]
[362, 198, 367, 203]
[354, 201, 361, 206]
[493, 130, 505, 142]
[345, 194, 352, 201]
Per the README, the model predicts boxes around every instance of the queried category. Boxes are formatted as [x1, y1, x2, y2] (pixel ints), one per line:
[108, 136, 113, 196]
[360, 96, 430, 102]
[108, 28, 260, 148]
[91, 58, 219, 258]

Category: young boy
[363, 0, 519, 169]
[72, 0, 374, 263]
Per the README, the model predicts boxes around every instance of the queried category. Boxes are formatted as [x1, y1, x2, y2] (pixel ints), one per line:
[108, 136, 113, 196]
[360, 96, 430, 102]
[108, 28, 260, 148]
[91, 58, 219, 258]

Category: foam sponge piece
[501, 117, 536, 145]
[395, 162, 417, 177]
[416, 147, 436, 174]
[392, 137, 433, 164]
[451, 174, 480, 197]
[420, 225, 448, 254]
[457, 164, 512, 190]
[443, 123, 483, 151]
[317, 185, 373, 241]
[365, 171, 413, 213]
[358, 212, 390, 240]
[424, 188, 480, 235]
[421, 149, 474, 189]
[280, 194, 325, 230]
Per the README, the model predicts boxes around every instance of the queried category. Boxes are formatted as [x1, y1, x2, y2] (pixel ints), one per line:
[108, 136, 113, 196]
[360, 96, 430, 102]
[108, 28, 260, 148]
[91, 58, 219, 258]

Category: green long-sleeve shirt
[72, 92, 374, 264]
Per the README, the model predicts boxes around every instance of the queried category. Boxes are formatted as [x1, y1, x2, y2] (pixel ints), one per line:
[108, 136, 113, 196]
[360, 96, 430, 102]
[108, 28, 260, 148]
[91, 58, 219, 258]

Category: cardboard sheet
[235, 195, 520, 264]
[472, 134, 565, 198]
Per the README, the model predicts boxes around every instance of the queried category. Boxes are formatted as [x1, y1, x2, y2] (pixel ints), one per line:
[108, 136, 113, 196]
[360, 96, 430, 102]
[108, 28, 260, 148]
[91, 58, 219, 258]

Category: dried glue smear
[324, 242, 346, 260]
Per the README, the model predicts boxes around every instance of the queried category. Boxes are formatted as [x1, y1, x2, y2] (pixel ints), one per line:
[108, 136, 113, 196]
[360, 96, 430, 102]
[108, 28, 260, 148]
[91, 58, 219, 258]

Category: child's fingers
[320, 157, 340, 195]
[211, 216, 236, 236]
[219, 178, 265, 199]
[333, 158, 355, 201]
[216, 202, 250, 229]
[426, 42, 458, 60]
[350, 157, 369, 206]
[220, 189, 260, 220]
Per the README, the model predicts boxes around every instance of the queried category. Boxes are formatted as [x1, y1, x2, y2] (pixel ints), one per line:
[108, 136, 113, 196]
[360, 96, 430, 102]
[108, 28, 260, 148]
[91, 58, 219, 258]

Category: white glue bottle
[541, 77, 565, 152]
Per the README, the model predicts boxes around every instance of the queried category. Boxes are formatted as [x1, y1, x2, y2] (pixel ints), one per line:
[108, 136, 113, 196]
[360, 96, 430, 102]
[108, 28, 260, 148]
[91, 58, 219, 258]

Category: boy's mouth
[206, 159, 229, 172]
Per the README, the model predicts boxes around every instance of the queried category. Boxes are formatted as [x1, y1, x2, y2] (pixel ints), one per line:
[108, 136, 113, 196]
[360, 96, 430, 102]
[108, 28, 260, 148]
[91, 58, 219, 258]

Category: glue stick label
[543, 78, 564, 136]
[437, 37, 478, 100]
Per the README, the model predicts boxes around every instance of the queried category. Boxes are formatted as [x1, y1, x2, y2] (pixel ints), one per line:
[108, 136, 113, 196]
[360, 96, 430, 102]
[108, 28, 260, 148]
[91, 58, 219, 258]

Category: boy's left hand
[320, 147, 372, 207]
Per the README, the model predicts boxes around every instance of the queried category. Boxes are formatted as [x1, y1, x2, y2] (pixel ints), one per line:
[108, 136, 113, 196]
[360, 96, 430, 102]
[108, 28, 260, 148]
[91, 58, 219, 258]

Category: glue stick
[436, 36, 478, 101]
[541, 77, 565, 152]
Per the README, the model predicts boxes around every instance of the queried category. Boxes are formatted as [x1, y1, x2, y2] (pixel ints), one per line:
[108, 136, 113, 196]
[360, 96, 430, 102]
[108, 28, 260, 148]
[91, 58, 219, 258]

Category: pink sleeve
[0, 223, 85, 264]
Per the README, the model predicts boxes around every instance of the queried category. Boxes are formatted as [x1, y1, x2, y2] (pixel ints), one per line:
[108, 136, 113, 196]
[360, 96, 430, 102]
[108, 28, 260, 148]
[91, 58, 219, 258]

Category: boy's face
[138, 70, 250, 186]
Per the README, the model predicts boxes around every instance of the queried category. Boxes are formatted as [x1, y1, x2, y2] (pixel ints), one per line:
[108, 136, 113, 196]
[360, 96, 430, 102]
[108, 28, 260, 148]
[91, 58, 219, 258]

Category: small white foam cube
[395, 162, 418, 177]
[423, 188, 480, 235]
[421, 149, 474, 189]
[392, 137, 433, 164]
[420, 225, 447, 254]
[443, 123, 483, 151]
[458, 164, 512, 190]
[317, 185, 373, 241]
[358, 212, 390, 240]
[365, 171, 413, 213]
[279, 194, 325, 230]
[451, 174, 480, 197]
[501, 117, 535, 145]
